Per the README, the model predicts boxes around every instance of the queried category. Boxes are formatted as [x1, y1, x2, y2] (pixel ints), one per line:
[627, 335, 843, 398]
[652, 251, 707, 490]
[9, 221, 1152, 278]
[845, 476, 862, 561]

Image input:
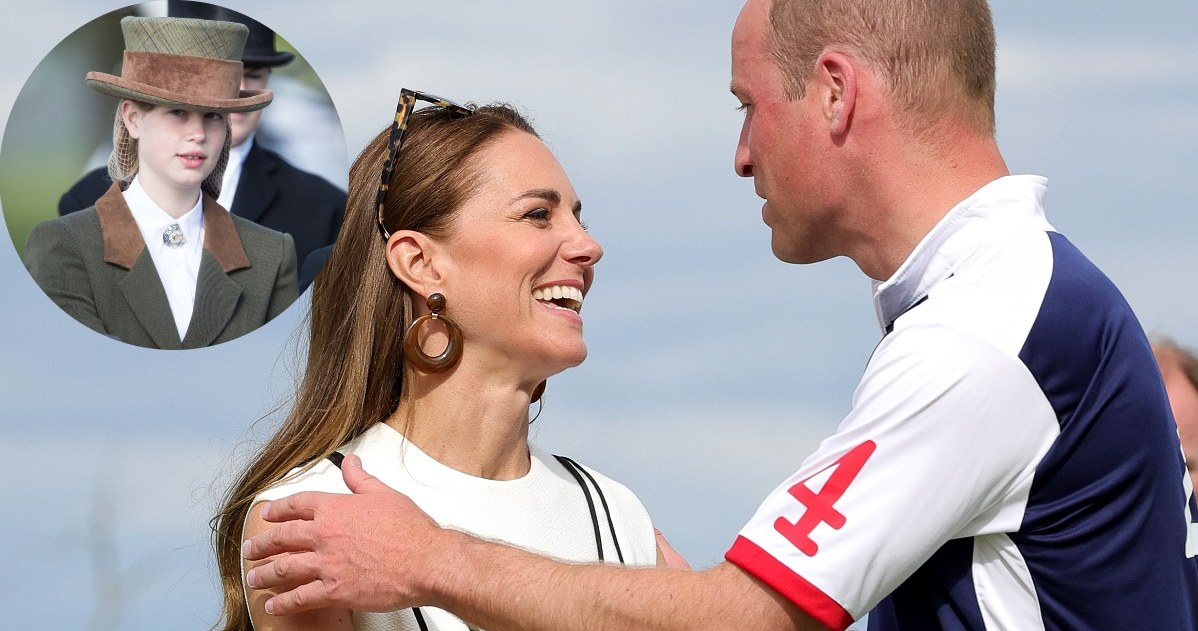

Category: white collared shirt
[217, 133, 255, 211]
[124, 176, 205, 340]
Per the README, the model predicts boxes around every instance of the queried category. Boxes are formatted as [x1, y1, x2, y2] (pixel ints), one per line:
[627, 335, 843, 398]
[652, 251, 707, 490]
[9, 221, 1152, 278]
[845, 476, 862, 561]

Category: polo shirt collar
[872, 174, 1051, 333]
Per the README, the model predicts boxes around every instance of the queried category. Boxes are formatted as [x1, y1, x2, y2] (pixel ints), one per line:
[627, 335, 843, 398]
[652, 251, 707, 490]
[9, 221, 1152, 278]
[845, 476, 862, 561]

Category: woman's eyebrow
[511, 189, 582, 215]
[511, 188, 561, 206]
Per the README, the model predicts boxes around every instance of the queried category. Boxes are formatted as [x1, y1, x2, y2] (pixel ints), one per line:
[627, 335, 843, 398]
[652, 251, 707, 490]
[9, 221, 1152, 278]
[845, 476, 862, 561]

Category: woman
[24, 16, 297, 349]
[212, 92, 673, 631]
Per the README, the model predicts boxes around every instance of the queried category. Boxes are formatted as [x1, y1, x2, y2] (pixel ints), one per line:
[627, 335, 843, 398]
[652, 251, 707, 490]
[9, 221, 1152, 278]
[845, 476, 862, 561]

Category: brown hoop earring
[403, 293, 463, 373]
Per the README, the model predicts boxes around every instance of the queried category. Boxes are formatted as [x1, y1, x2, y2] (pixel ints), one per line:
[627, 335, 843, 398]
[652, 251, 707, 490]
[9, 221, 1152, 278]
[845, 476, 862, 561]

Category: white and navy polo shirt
[726, 175, 1198, 630]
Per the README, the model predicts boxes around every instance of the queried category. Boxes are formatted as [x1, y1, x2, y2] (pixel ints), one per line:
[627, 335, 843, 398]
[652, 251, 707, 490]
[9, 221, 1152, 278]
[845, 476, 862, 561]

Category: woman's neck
[386, 373, 536, 481]
[137, 171, 202, 219]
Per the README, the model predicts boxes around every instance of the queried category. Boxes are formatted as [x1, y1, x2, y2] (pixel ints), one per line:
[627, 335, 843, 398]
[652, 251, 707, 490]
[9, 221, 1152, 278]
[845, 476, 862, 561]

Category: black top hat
[167, 0, 295, 67]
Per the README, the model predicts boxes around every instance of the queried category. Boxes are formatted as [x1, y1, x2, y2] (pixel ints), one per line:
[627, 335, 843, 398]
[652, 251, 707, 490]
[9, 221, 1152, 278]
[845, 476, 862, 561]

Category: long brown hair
[211, 103, 538, 631]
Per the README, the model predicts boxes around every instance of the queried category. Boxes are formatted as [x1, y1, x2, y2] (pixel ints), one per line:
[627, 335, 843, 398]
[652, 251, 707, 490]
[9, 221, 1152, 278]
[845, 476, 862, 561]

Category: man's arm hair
[429, 534, 823, 631]
[244, 455, 829, 631]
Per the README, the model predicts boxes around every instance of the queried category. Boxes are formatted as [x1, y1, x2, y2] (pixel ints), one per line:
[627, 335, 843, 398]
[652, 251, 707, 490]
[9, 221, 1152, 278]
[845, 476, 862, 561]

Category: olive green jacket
[25, 183, 298, 349]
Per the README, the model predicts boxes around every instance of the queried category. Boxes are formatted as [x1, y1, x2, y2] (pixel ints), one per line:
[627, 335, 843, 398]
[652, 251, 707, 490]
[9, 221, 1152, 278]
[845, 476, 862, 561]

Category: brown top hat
[85, 16, 273, 114]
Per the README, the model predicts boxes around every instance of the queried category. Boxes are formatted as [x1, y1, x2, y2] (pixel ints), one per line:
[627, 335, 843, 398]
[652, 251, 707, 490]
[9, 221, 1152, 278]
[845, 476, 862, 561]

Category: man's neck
[845, 128, 1009, 281]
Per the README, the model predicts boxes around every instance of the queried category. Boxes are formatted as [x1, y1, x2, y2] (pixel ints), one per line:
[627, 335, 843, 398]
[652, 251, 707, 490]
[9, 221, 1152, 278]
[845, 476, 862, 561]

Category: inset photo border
[0, 0, 347, 349]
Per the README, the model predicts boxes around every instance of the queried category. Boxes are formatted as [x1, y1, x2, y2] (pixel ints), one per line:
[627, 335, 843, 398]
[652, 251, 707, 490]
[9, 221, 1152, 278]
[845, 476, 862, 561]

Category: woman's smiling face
[433, 129, 603, 381]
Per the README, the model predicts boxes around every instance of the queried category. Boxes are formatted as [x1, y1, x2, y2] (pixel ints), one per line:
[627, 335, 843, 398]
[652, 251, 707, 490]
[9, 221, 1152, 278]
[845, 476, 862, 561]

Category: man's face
[730, 0, 841, 264]
[229, 66, 270, 148]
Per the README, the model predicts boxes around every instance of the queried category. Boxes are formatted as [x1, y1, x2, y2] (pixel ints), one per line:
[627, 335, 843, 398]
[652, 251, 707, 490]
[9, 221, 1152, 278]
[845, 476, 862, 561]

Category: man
[60, 1, 344, 283]
[243, 0, 1198, 628]
[1156, 338, 1198, 490]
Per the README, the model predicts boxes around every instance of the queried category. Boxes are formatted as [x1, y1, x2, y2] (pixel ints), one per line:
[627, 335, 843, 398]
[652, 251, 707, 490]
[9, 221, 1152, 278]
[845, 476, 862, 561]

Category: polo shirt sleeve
[725, 323, 1059, 629]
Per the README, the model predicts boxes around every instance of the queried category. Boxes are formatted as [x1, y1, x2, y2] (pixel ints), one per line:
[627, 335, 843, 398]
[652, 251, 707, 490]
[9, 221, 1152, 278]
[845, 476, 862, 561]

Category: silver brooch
[163, 223, 186, 248]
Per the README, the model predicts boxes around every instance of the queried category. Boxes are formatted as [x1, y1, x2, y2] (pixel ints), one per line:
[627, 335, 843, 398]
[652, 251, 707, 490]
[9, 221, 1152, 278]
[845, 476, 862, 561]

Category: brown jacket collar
[94, 182, 251, 273]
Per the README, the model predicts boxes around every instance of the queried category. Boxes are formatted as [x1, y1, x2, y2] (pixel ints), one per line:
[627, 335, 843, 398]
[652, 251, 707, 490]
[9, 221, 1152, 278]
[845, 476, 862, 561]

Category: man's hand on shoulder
[243, 454, 450, 615]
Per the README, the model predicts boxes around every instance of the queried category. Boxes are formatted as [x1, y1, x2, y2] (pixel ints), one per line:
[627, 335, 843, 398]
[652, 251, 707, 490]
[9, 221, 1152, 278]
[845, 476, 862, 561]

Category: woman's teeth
[533, 285, 583, 313]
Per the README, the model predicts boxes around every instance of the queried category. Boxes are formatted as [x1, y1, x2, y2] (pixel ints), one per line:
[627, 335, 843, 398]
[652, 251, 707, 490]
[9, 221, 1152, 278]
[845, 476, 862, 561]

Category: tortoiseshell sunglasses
[376, 88, 475, 239]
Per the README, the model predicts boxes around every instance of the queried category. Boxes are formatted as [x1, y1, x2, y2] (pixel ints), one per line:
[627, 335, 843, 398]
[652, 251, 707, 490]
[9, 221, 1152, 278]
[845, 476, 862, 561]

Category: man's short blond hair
[766, 0, 997, 136]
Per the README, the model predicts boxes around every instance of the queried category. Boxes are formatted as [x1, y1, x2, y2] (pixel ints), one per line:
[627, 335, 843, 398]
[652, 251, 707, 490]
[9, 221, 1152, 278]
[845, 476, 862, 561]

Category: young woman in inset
[25, 16, 297, 349]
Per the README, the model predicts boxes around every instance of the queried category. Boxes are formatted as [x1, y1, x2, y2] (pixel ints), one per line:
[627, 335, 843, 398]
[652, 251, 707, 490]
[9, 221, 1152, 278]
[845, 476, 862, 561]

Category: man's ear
[119, 99, 142, 140]
[385, 229, 444, 297]
[814, 51, 857, 136]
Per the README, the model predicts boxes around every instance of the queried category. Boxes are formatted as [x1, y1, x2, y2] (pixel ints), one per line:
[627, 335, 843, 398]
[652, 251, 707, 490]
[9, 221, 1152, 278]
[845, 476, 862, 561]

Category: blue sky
[2, 1, 1196, 628]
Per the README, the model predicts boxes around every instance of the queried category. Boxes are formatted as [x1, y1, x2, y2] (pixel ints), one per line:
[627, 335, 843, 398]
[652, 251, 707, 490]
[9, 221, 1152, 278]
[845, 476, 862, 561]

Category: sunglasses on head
[375, 88, 474, 239]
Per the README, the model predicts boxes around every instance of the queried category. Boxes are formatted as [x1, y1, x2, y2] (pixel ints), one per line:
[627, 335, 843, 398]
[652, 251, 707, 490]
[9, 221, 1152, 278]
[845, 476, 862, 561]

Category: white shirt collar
[124, 175, 205, 255]
[228, 132, 255, 172]
[871, 174, 1053, 332]
[218, 133, 255, 210]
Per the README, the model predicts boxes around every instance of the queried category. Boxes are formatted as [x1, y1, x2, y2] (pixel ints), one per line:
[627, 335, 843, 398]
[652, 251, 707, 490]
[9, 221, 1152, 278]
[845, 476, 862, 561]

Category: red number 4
[775, 440, 876, 556]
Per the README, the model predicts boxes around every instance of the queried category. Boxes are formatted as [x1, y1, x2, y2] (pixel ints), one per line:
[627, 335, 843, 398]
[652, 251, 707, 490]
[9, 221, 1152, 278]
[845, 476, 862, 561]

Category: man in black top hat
[59, 1, 344, 291]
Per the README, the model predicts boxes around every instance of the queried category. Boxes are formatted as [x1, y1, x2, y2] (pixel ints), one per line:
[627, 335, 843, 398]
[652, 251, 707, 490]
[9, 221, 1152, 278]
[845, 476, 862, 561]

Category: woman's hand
[655, 528, 692, 569]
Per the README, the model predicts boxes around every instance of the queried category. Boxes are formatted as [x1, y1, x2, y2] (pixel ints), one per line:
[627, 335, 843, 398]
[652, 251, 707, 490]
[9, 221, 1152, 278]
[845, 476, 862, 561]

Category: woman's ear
[119, 100, 142, 140]
[385, 230, 444, 297]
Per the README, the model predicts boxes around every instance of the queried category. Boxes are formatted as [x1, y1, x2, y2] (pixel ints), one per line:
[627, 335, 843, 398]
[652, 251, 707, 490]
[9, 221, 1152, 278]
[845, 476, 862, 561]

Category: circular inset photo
[0, 0, 347, 350]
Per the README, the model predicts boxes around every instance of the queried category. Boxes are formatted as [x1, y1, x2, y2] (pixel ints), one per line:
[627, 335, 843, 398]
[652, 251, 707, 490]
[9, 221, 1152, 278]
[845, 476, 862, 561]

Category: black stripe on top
[555, 454, 606, 561]
[324, 451, 624, 630]
[412, 606, 430, 631]
[556, 455, 625, 564]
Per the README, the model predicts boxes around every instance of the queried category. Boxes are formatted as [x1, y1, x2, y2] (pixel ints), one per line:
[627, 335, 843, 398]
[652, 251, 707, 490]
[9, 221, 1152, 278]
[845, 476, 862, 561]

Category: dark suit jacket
[59, 140, 345, 270]
[298, 243, 333, 293]
[28, 183, 298, 349]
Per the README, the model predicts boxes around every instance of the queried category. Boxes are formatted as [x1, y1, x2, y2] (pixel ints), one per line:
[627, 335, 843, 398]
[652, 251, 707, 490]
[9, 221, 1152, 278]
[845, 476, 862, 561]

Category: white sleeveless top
[248, 422, 658, 630]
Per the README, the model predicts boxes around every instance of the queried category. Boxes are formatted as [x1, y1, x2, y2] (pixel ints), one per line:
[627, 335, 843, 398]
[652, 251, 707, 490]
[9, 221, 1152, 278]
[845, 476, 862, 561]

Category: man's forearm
[243, 458, 826, 629]
[431, 529, 818, 631]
